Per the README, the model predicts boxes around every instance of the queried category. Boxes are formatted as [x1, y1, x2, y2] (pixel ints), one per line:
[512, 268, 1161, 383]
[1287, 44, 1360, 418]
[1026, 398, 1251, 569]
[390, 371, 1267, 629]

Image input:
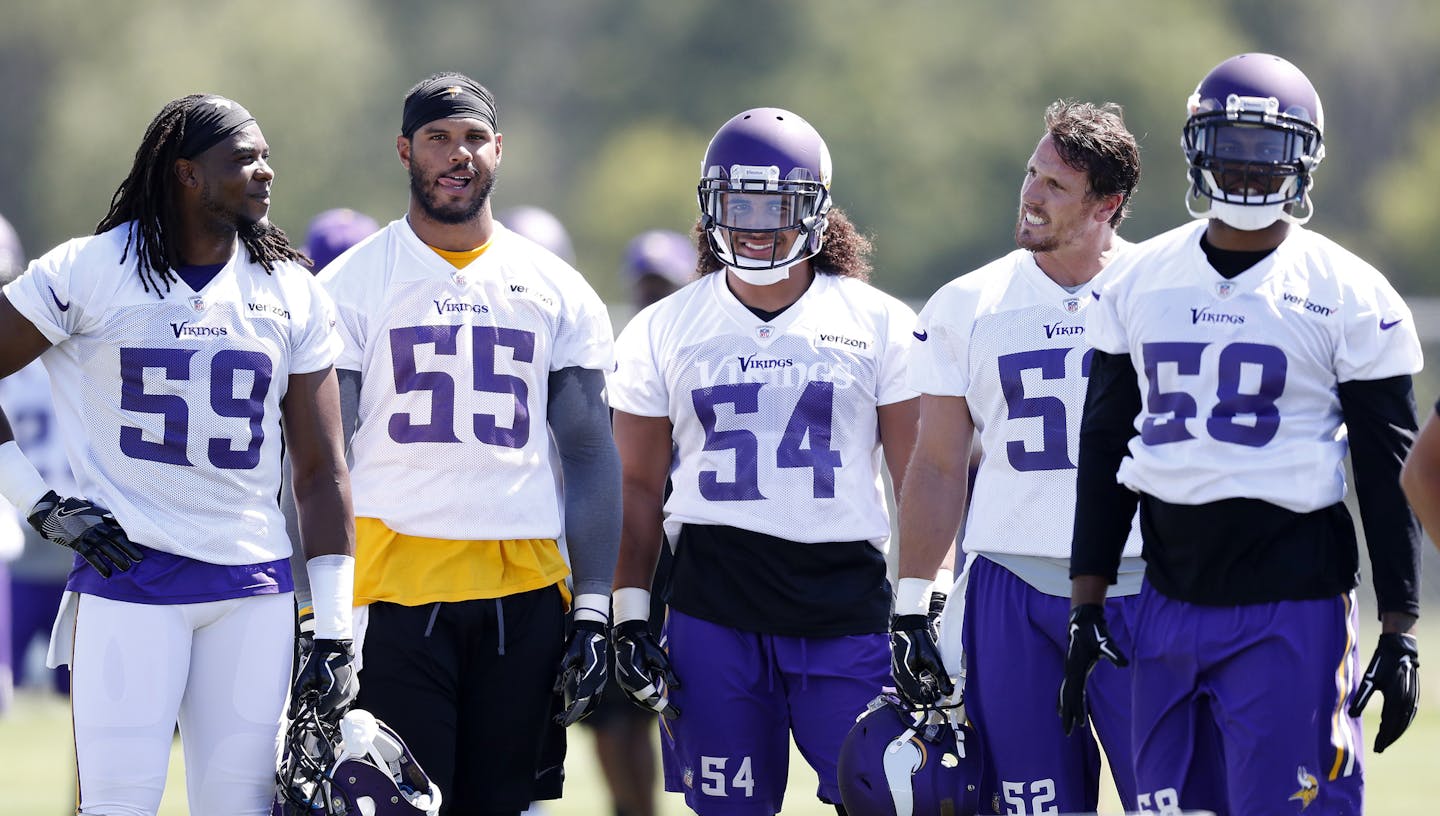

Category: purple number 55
[388, 324, 535, 448]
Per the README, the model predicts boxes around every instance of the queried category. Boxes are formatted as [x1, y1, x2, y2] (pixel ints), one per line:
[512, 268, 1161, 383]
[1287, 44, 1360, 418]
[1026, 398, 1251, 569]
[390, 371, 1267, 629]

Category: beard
[200, 181, 268, 232]
[411, 162, 497, 225]
[1014, 216, 1060, 253]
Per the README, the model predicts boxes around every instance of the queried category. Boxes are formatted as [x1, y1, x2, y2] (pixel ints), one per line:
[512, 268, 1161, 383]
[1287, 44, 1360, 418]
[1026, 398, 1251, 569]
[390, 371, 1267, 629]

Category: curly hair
[693, 206, 873, 281]
[96, 94, 305, 297]
[1044, 99, 1142, 228]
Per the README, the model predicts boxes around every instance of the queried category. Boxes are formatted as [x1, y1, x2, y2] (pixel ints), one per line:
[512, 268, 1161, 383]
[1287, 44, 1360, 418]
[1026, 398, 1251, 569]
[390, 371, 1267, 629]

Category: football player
[608, 107, 919, 816]
[318, 72, 621, 815]
[0, 94, 356, 815]
[1067, 53, 1423, 815]
[897, 100, 1143, 815]
[0, 212, 79, 701]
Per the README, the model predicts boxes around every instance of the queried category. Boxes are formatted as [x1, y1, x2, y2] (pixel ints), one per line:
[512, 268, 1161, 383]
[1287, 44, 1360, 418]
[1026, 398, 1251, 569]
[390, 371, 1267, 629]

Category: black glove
[28, 490, 143, 579]
[612, 619, 680, 719]
[555, 619, 609, 726]
[1348, 632, 1420, 753]
[927, 591, 947, 633]
[890, 613, 954, 707]
[291, 637, 357, 721]
[1058, 603, 1128, 736]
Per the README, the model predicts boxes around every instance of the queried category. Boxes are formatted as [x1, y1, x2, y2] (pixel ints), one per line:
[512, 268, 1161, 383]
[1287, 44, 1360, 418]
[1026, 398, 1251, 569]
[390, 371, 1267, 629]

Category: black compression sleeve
[1338, 375, 1422, 617]
[1070, 350, 1143, 582]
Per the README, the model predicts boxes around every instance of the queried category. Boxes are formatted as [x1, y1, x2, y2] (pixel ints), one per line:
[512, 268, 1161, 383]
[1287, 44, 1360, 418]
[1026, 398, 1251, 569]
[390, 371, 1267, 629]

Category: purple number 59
[119, 347, 272, 469]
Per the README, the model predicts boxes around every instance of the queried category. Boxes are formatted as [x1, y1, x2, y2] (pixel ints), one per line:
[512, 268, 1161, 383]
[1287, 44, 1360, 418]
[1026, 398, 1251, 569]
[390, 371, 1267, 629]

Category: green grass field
[2, 681, 1437, 815]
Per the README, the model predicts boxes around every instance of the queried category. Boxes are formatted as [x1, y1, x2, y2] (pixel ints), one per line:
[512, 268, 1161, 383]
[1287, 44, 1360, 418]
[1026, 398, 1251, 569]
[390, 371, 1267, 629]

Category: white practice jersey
[609, 270, 917, 547]
[2, 224, 340, 564]
[321, 219, 615, 540]
[1089, 220, 1423, 512]
[910, 249, 1142, 560]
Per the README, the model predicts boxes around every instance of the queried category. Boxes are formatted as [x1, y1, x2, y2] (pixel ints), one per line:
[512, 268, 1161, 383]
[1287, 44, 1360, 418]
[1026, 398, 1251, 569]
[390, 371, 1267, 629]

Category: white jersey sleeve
[1100, 221, 1422, 513]
[911, 250, 1141, 559]
[321, 220, 616, 540]
[2, 224, 339, 565]
[608, 272, 910, 547]
[611, 303, 670, 418]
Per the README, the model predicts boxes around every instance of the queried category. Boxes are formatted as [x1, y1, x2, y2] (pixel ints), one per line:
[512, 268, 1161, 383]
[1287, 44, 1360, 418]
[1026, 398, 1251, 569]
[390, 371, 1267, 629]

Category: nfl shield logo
[1063, 297, 1081, 314]
[757, 326, 773, 340]
[1215, 281, 1235, 299]
[189, 296, 206, 312]
[453, 273, 467, 287]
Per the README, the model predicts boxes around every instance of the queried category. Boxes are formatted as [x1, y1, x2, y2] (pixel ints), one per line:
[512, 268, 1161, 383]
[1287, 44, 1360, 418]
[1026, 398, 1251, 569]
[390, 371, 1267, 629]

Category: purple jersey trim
[66, 542, 293, 604]
[174, 262, 226, 292]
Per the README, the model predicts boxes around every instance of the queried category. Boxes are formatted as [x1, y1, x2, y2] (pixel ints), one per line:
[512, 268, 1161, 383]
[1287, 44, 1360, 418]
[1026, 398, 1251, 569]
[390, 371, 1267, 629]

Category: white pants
[67, 592, 293, 816]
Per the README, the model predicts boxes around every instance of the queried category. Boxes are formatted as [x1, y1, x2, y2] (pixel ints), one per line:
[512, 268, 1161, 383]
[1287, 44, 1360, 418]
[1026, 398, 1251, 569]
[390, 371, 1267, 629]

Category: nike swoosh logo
[913, 330, 928, 341]
[48, 286, 71, 312]
[1092, 291, 1101, 301]
[1380, 317, 1403, 330]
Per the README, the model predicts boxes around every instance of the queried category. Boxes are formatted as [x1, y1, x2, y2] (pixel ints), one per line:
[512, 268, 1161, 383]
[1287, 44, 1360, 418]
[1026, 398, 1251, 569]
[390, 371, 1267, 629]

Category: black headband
[178, 96, 256, 158]
[402, 74, 498, 138]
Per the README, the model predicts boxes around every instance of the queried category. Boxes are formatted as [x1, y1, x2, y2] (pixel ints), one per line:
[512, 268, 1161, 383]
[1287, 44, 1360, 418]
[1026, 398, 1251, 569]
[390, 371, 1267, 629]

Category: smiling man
[608, 107, 920, 816]
[898, 100, 1143, 816]
[315, 72, 621, 815]
[0, 94, 355, 815]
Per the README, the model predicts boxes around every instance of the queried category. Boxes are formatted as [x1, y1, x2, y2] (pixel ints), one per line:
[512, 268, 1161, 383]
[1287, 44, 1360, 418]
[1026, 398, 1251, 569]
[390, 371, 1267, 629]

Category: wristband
[613, 587, 651, 624]
[0, 441, 50, 514]
[572, 592, 609, 624]
[933, 567, 955, 596]
[895, 577, 933, 617]
[305, 554, 355, 639]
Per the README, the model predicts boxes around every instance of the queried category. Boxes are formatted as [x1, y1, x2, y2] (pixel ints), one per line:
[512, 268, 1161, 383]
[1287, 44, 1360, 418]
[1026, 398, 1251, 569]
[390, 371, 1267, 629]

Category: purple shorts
[1130, 582, 1363, 815]
[659, 610, 890, 815]
[963, 556, 1139, 813]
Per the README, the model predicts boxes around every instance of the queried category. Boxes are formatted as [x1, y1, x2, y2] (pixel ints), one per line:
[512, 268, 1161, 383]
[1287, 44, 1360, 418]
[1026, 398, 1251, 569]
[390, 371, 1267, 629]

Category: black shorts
[356, 586, 567, 813]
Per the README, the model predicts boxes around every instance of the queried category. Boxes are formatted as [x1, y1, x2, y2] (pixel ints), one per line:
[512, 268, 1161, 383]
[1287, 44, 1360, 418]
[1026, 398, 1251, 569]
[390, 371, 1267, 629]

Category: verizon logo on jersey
[170, 322, 228, 338]
[1190, 307, 1245, 326]
[247, 301, 291, 320]
[1281, 292, 1335, 317]
[816, 332, 870, 351]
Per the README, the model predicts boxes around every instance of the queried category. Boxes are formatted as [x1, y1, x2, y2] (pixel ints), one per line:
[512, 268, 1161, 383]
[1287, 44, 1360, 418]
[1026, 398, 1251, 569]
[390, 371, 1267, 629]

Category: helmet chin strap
[728, 260, 797, 286]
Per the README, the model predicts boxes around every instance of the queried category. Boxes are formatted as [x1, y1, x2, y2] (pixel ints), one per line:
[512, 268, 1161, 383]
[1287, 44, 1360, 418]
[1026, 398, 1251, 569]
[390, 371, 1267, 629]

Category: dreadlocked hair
[96, 94, 306, 297]
[693, 206, 873, 282]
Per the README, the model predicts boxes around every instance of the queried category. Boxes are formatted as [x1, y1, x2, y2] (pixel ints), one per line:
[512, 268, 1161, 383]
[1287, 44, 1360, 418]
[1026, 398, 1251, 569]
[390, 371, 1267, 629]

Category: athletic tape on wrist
[613, 587, 651, 624]
[0, 440, 51, 514]
[572, 592, 609, 624]
[306, 554, 355, 639]
[895, 577, 933, 617]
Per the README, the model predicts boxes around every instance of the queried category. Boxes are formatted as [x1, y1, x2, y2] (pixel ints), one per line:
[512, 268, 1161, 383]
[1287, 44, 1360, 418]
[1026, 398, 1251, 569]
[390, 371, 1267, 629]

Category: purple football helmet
[498, 205, 575, 263]
[838, 694, 989, 816]
[1182, 53, 1325, 229]
[697, 107, 832, 273]
[624, 229, 696, 288]
[274, 700, 441, 815]
[0, 212, 24, 285]
[303, 208, 380, 274]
